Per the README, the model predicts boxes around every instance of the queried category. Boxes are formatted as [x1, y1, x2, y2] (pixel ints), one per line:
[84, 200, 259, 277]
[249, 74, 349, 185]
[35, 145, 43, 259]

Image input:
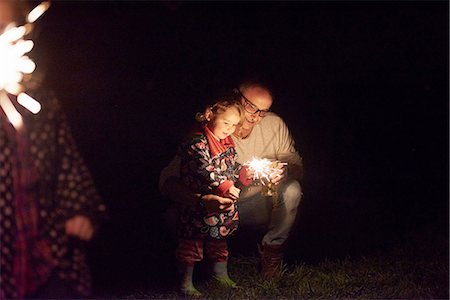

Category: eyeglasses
[235, 88, 270, 117]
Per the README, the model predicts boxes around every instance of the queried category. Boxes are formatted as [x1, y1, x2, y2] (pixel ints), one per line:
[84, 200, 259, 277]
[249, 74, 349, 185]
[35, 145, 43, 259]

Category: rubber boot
[212, 261, 238, 288]
[178, 264, 202, 297]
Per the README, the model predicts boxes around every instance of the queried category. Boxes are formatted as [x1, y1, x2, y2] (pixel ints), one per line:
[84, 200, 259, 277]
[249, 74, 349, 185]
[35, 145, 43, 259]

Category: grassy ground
[116, 225, 448, 299]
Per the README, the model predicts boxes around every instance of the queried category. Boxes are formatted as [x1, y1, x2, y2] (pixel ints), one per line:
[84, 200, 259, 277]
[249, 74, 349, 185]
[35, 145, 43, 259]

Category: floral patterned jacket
[177, 124, 250, 239]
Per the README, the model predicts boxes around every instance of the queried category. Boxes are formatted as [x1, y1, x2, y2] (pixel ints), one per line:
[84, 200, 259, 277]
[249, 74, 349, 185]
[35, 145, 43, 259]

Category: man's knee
[278, 179, 302, 210]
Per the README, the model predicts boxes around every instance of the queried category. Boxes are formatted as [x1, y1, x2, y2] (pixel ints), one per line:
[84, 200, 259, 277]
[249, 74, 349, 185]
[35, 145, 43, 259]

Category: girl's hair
[196, 95, 245, 124]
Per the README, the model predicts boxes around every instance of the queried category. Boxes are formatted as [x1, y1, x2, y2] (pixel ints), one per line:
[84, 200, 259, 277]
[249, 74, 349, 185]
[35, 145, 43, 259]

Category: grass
[119, 225, 448, 299]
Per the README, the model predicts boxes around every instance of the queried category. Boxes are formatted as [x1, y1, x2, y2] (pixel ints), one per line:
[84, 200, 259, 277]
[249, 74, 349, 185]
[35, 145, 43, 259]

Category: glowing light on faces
[208, 107, 241, 140]
[0, 1, 50, 130]
[239, 87, 272, 130]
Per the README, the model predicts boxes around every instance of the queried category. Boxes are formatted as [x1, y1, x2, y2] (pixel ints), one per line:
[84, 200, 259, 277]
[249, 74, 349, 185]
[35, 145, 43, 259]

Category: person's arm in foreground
[52, 97, 107, 241]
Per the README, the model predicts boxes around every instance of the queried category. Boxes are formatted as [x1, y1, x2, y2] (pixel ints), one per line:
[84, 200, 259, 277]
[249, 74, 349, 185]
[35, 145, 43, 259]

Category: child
[176, 97, 252, 297]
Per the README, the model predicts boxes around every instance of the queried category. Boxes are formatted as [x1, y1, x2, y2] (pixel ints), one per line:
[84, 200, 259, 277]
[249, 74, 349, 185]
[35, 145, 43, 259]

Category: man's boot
[259, 244, 285, 279]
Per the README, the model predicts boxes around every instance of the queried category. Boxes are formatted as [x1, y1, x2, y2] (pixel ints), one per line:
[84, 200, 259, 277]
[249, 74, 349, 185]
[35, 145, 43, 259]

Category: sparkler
[244, 157, 287, 197]
[244, 157, 286, 183]
[0, 1, 51, 130]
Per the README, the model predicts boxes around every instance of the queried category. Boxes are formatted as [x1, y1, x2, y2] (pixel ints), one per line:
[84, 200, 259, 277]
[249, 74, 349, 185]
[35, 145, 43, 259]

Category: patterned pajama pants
[176, 238, 228, 266]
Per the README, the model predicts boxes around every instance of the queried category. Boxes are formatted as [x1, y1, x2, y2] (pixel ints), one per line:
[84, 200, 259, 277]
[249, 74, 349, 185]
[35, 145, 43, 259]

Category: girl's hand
[246, 168, 256, 181]
[65, 215, 94, 241]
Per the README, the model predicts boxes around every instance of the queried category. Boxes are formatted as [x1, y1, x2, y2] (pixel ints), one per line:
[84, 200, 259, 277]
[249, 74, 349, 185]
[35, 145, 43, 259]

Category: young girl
[176, 97, 252, 297]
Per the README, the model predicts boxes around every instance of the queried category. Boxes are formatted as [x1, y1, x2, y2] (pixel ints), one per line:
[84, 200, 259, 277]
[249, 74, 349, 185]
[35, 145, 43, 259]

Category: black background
[31, 1, 447, 296]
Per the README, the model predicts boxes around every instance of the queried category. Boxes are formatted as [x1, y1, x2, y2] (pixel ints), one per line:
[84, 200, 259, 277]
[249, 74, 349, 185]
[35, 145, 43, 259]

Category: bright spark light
[244, 157, 287, 184]
[27, 2, 51, 23]
[0, 92, 23, 129]
[17, 92, 41, 114]
[0, 1, 50, 130]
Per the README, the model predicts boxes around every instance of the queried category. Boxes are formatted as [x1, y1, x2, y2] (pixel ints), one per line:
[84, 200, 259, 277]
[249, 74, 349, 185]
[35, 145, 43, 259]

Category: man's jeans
[162, 179, 302, 246]
[237, 179, 302, 246]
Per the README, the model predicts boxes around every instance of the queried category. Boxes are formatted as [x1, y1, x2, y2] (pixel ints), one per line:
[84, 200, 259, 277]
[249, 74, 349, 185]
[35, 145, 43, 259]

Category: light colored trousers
[237, 178, 302, 246]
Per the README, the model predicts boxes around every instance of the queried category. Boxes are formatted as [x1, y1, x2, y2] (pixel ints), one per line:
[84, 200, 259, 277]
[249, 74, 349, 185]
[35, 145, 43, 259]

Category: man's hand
[225, 184, 241, 200]
[65, 215, 94, 241]
[270, 162, 287, 185]
[201, 194, 235, 214]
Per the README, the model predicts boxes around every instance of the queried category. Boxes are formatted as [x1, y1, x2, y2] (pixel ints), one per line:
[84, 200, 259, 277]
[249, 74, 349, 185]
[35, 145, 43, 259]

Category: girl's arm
[238, 165, 253, 186]
[182, 135, 234, 195]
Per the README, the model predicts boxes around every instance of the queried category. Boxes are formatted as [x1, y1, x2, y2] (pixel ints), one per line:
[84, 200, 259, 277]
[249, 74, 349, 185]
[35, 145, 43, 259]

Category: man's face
[240, 86, 273, 130]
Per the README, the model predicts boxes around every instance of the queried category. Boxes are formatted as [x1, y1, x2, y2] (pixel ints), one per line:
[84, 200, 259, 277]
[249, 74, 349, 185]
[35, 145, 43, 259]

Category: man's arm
[275, 117, 304, 182]
[49, 95, 106, 241]
[161, 175, 235, 213]
[161, 175, 200, 206]
[159, 152, 236, 212]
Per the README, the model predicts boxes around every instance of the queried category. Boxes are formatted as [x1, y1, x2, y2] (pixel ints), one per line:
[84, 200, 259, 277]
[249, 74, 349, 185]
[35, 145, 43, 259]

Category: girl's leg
[205, 239, 237, 288]
[175, 238, 204, 296]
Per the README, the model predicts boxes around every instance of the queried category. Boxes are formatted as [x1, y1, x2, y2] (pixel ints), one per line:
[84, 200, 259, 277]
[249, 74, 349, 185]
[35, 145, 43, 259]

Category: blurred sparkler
[0, 1, 51, 130]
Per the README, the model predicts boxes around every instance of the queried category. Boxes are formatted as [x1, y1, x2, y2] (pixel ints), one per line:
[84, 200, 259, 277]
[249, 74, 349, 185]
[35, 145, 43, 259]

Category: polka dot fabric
[0, 90, 107, 299]
[0, 118, 19, 299]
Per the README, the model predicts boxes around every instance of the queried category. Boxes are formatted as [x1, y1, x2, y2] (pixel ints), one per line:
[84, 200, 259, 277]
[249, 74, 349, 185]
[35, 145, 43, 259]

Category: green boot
[212, 261, 238, 288]
[179, 264, 203, 297]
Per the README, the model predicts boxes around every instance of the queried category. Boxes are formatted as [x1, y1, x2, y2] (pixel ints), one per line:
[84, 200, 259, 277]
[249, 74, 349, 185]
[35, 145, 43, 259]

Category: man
[159, 79, 303, 278]
[0, 2, 107, 299]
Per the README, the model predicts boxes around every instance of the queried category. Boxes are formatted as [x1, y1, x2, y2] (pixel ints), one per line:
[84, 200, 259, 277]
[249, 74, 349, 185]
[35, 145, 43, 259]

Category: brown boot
[259, 244, 285, 279]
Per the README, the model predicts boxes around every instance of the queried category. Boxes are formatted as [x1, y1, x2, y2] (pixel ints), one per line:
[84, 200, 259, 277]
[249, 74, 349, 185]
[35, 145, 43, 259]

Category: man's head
[237, 81, 273, 131]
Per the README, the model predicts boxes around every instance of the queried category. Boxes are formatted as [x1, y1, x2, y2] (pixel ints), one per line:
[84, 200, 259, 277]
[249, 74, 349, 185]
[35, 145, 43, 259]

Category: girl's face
[207, 107, 241, 140]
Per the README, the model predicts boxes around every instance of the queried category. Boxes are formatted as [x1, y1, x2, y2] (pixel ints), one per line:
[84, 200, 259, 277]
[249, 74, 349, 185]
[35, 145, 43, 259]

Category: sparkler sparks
[0, 1, 50, 130]
[27, 1, 51, 23]
[244, 157, 287, 184]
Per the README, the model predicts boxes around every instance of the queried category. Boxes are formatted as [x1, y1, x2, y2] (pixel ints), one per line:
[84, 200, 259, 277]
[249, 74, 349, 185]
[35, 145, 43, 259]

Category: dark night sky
[29, 0, 448, 295]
